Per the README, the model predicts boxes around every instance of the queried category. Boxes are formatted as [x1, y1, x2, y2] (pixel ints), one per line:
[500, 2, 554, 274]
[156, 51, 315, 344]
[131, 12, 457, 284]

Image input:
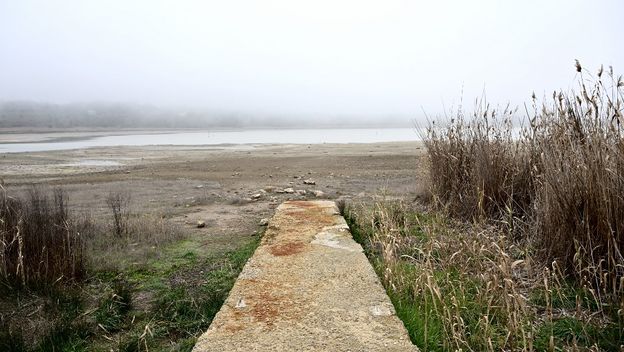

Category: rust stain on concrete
[269, 241, 306, 256]
[286, 200, 319, 208]
[193, 200, 418, 352]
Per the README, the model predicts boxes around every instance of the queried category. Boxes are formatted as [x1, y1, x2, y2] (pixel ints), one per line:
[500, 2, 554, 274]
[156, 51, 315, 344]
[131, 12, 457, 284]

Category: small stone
[312, 190, 326, 198]
[268, 223, 280, 230]
[283, 188, 295, 193]
[296, 189, 307, 195]
[369, 305, 393, 316]
[251, 193, 262, 200]
[197, 220, 206, 228]
[303, 179, 316, 185]
[235, 297, 247, 309]
[259, 218, 269, 226]
[196, 185, 204, 189]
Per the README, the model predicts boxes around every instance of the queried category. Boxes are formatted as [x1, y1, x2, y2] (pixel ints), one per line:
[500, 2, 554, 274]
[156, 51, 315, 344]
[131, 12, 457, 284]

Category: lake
[0, 128, 421, 153]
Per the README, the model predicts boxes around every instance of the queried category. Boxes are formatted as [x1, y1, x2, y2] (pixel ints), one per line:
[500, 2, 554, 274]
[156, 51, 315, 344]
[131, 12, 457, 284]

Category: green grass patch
[529, 281, 599, 311]
[534, 317, 623, 351]
[35, 322, 91, 352]
[95, 280, 133, 333]
[388, 286, 445, 351]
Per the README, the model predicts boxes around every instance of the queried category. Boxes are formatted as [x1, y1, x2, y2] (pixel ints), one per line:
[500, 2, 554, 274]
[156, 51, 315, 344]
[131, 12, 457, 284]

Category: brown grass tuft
[0, 186, 84, 289]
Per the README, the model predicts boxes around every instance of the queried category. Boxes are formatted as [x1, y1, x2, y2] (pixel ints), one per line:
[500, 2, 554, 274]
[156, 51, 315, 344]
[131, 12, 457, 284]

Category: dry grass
[422, 103, 535, 224]
[0, 186, 84, 290]
[347, 199, 622, 351]
[106, 190, 131, 238]
[79, 203, 185, 272]
[347, 63, 624, 350]
[421, 64, 624, 298]
[0, 185, 185, 283]
[0, 186, 209, 351]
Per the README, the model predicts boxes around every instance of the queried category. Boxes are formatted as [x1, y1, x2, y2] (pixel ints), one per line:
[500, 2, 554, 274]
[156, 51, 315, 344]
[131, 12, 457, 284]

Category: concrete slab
[193, 200, 417, 352]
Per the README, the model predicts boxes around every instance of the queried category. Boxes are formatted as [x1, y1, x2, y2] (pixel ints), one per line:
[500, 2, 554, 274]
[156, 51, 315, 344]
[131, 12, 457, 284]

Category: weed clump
[95, 279, 133, 333]
[0, 186, 84, 290]
[106, 191, 131, 238]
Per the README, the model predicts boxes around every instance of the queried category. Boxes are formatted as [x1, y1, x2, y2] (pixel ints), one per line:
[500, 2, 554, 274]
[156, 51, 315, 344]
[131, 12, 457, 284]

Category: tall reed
[422, 64, 624, 297]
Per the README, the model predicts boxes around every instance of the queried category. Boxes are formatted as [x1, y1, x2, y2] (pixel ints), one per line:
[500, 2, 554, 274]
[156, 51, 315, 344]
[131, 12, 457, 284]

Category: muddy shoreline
[1, 140, 427, 247]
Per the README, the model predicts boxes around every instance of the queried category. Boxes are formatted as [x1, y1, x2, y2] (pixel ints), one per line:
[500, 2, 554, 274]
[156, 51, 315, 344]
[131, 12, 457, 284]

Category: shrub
[106, 191, 131, 238]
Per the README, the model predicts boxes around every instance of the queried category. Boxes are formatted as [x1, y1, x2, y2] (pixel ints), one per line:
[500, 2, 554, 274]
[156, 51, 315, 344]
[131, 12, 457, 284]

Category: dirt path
[193, 200, 417, 352]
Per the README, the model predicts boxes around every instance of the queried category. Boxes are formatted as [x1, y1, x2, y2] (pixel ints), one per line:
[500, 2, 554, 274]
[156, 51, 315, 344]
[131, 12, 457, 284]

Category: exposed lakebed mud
[1, 141, 426, 227]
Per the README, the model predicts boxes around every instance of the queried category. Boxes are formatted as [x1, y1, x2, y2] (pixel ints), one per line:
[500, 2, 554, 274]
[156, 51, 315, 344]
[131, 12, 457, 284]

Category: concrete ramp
[193, 200, 417, 352]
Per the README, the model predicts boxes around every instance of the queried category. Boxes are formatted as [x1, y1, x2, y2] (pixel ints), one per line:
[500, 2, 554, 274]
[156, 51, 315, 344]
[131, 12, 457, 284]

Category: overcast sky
[1, 0, 622, 117]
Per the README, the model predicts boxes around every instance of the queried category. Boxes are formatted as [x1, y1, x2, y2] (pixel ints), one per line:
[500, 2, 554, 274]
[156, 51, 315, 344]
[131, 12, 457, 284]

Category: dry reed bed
[423, 63, 624, 297]
[348, 64, 623, 351]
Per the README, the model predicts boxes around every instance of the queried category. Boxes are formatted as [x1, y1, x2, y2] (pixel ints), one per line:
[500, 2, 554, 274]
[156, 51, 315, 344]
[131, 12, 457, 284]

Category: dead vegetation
[0, 184, 255, 352]
[347, 63, 624, 351]
[422, 63, 624, 295]
[0, 186, 84, 290]
[348, 198, 623, 351]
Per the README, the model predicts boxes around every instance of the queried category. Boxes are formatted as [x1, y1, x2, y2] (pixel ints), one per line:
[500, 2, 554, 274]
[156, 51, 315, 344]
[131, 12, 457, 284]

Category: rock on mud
[312, 190, 326, 198]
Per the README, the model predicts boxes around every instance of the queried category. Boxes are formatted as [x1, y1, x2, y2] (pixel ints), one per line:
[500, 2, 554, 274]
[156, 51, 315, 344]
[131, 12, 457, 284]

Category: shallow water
[0, 128, 419, 153]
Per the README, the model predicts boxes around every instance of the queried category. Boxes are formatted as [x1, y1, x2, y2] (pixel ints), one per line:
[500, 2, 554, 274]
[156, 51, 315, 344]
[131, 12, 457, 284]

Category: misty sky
[1, 0, 623, 117]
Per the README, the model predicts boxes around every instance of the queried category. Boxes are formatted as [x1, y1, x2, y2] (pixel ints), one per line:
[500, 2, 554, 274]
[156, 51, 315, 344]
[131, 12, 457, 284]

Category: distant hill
[0, 101, 412, 129]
